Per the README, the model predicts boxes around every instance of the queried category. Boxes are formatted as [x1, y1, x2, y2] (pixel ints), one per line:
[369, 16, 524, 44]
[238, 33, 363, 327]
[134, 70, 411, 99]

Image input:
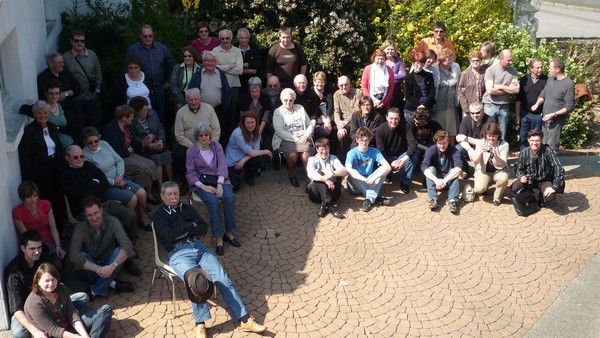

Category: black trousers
[307, 178, 342, 205]
[228, 155, 269, 191]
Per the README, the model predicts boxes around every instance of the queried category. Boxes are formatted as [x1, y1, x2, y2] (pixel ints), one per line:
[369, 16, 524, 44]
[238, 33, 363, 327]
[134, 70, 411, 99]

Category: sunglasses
[220, 37, 231, 40]
[73, 39, 85, 43]
[87, 139, 100, 145]
[142, 34, 153, 38]
[70, 155, 84, 160]
[434, 29, 444, 33]
[470, 112, 481, 115]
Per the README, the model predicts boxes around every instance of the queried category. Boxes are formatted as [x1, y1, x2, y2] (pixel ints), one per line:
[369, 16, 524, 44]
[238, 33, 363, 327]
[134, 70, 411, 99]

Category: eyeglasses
[87, 139, 100, 145]
[338, 83, 350, 87]
[268, 84, 279, 88]
[128, 65, 140, 69]
[142, 34, 153, 38]
[220, 37, 231, 40]
[470, 112, 481, 115]
[434, 29, 444, 33]
[70, 155, 84, 160]
[198, 133, 211, 137]
[73, 38, 85, 43]
[47, 91, 60, 96]
[198, 29, 209, 33]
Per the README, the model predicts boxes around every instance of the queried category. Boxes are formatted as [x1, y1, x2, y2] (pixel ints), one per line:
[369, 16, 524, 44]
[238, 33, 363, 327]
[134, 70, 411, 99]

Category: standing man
[236, 28, 265, 92]
[63, 30, 103, 129]
[126, 24, 177, 126]
[212, 29, 243, 125]
[152, 182, 266, 338]
[531, 59, 575, 150]
[6, 230, 113, 338]
[515, 58, 548, 151]
[37, 53, 81, 126]
[413, 22, 455, 59]
[266, 27, 308, 89]
[345, 127, 392, 212]
[69, 198, 137, 299]
[481, 49, 519, 139]
[333, 76, 362, 162]
[188, 51, 232, 144]
[375, 107, 417, 194]
[422, 130, 462, 214]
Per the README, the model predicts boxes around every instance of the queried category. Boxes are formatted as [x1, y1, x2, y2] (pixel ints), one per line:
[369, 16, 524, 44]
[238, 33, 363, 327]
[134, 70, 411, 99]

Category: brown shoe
[240, 316, 266, 333]
[194, 323, 207, 338]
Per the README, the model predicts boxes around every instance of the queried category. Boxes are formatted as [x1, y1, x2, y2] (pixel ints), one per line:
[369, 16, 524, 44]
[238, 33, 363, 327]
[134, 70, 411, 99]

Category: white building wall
[0, 0, 62, 330]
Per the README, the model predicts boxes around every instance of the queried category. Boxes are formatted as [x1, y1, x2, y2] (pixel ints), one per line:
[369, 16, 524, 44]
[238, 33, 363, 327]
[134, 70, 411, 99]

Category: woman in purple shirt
[186, 122, 239, 256]
[382, 40, 407, 110]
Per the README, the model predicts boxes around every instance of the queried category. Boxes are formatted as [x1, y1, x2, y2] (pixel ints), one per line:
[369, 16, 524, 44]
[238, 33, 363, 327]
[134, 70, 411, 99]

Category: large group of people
[9, 20, 576, 338]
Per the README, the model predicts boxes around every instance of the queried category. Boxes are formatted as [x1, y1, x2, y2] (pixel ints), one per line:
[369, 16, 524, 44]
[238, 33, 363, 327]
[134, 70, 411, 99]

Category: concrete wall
[0, 0, 62, 330]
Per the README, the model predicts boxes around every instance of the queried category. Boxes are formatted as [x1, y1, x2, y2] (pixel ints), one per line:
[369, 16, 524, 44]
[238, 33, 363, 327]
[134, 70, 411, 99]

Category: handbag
[199, 174, 218, 187]
[511, 187, 540, 217]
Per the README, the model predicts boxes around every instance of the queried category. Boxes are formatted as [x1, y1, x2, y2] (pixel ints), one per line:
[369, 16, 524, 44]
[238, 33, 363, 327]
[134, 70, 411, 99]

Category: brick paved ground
[83, 163, 598, 338]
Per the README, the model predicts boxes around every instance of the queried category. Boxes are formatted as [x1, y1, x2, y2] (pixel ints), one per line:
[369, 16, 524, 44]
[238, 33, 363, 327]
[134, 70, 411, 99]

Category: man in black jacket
[152, 181, 266, 338]
[375, 107, 418, 193]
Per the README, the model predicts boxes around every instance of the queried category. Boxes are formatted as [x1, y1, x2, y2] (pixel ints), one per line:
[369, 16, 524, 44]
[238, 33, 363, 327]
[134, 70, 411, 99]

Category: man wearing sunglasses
[455, 102, 491, 177]
[413, 22, 455, 60]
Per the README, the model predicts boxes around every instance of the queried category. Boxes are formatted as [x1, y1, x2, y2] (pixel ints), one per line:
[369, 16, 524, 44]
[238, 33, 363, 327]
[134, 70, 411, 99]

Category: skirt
[279, 139, 312, 157]
[124, 153, 158, 187]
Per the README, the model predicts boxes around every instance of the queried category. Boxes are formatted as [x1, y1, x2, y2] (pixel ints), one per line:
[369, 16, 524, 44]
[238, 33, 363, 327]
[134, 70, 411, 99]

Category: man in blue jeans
[345, 127, 392, 212]
[421, 130, 463, 214]
[515, 58, 547, 151]
[69, 197, 136, 299]
[6, 230, 112, 338]
[152, 181, 266, 338]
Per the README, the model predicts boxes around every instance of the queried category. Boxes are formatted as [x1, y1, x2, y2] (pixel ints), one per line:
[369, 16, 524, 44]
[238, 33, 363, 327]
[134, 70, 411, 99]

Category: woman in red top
[191, 21, 220, 57]
[12, 181, 65, 270]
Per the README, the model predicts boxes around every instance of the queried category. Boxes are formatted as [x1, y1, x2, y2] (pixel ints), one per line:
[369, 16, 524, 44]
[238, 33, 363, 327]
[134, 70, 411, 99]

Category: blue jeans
[194, 184, 237, 237]
[347, 176, 384, 203]
[386, 152, 418, 186]
[425, 167, 460, 201]
[483, 103, 508, 139]
[168, 241, 247, 322]
[80, 247, 123, 296]
[11, 293, 113, 338]
[519, 111, 542, 151]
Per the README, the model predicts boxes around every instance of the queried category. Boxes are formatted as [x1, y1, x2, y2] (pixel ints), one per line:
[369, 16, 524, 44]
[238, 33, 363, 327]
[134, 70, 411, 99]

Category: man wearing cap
[152, 181, 266, 338]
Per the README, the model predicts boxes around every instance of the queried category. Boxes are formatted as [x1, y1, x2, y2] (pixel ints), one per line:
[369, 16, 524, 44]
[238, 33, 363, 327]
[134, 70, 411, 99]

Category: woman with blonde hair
[381, 39, 407, 110]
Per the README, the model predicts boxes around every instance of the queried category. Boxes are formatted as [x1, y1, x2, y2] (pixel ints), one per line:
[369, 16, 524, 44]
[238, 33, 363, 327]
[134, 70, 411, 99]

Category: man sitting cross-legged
[151, 181, 266, 338]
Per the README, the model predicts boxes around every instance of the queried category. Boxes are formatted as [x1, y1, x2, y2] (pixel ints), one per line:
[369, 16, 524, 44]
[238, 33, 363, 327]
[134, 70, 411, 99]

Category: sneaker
[375, 196, 391, 206]
[448, 199, 459, 214]
[360, 199, 374, 212]
[328, 205, 345, 219]
[239, 317, 267, 333]
[428, 198, 438, 210]
[194, 323, 207, 338]
[463, 184, 475, 202]
[317, 204, 328, 217]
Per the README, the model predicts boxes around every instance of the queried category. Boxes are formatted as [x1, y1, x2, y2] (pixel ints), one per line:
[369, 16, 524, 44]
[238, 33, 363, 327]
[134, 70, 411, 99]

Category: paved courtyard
[67, 157, 600, 337]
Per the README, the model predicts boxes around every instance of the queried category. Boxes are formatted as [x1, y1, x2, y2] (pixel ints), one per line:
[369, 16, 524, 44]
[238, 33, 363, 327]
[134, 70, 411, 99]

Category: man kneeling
[152, 181, 266, 338]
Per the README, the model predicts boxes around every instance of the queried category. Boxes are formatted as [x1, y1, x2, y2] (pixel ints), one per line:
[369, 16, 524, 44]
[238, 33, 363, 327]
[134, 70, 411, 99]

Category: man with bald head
[262, 75, 282, 108]
[333, 76, 362, 161]
[212, 28, 243, 125]
[481, 49, 519, 138]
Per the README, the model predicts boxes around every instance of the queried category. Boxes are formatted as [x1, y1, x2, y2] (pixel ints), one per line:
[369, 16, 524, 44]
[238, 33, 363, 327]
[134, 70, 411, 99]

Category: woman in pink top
[361, 49, 395, 115]
[12, 181, 65, 270]
[191, 21, 220, 57]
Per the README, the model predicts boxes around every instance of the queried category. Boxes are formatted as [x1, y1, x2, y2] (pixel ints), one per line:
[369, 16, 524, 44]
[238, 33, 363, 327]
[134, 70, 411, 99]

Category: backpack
[511, 187, 541, 217]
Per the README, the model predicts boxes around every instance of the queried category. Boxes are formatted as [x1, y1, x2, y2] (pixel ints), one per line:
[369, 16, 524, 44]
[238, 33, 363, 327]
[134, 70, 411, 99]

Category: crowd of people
[7, 20, 574, 337]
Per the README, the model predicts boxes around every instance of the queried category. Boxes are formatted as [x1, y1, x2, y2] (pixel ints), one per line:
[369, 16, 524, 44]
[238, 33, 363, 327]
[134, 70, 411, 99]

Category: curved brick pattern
[94, 169, 600, 337]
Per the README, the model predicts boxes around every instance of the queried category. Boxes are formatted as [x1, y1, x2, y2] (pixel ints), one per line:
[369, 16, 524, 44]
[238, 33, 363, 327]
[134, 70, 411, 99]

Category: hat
[183, 268, 214, 303]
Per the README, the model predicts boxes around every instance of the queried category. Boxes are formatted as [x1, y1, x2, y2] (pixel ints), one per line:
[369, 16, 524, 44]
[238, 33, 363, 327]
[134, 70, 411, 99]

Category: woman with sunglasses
[191, 21, 219, 56]
[112, 57, 151, 110]
[170, 46, 201, 109]
[81, 126, 152, 231]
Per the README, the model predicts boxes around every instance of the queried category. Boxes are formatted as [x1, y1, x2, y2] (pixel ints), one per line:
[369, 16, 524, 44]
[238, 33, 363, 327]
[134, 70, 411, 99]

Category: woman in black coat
[18, 101, 65, 230]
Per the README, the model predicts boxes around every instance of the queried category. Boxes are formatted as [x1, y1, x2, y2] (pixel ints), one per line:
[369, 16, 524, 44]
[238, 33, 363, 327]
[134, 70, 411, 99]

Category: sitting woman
[187, 122, 239, 256]
[225, 112, 272, 191]
[44, 79, 74, 146]
[103, 105, 159, 200]
[82, 127, 152, 231]
[463, 122, 509, 205]
[25, 263, 112, 338]
[272, 88, 314, 187]
[113, 57, 151, 109]
[129, 96, 173, 188]
[170, 46, 201, 110]
[306, 138, 346, 219]
[349, 96, 384, 146]
[12, 181, 66, 270]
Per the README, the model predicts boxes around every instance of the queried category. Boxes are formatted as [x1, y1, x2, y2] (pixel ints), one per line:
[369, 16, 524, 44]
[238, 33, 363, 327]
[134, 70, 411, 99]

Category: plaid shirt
[515, 144, 565, 192]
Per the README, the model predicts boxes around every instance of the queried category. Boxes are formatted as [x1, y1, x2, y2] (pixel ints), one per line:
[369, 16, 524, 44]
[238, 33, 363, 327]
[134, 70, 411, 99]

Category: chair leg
[147, 268, 158, 299]
[169, 276, 177, 317]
